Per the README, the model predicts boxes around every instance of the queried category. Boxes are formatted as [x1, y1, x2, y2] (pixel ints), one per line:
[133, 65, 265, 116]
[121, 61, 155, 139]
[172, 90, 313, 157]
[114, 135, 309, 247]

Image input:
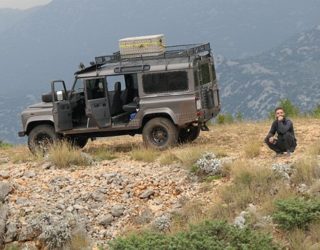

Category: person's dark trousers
[265, 133, 297, 153]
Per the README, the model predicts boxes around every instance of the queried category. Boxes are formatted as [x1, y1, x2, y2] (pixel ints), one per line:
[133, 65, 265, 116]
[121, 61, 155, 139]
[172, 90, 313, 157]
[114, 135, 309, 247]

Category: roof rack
[95, 43, 211, 65]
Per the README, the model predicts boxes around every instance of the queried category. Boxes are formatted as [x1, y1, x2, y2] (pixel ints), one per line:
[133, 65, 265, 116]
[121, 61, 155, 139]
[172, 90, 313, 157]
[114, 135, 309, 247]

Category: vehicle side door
[84, 77, 111, 128]
[52, 80, 73, 131]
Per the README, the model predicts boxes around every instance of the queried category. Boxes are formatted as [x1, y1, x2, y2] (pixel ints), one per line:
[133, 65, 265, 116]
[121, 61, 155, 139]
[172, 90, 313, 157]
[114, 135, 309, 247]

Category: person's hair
[274, 107, 284, 113]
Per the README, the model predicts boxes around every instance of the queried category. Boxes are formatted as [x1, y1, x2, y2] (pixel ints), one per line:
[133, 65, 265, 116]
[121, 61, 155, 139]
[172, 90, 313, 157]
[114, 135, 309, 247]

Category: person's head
[274, 107, 285, 119]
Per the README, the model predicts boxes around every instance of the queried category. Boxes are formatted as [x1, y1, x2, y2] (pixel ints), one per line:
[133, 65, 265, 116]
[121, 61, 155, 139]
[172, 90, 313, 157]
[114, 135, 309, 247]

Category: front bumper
[18, 131, 26, 137]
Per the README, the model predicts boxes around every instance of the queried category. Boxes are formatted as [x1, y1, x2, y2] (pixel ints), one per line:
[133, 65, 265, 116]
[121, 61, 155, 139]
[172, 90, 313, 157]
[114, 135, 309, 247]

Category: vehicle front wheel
[178, 125, 200, 143]
[142, 117, 178, 150]
[28, 124, 58, 154]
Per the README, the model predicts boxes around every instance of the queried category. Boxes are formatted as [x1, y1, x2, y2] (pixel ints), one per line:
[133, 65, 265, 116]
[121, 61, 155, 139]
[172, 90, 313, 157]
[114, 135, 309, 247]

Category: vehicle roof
[76, 43, 211, 78]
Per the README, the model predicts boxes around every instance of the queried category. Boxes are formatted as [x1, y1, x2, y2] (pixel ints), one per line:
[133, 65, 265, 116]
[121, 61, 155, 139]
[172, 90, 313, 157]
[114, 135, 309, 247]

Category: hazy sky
[0, 0, 51, 9]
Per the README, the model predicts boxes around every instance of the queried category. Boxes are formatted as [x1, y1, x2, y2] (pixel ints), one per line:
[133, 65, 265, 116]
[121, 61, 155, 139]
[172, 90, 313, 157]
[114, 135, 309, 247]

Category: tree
[268, 98, 300, 119]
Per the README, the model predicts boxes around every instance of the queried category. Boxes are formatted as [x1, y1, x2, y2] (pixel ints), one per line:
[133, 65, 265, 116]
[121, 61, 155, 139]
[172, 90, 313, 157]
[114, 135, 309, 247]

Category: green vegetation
[268, 98, 300, 119]
[312, 104, 320, 118]
[109, 221, 277, 250]
[273, 197, 320, 230]
[216, 113, 234, 124]
[0, 140, 12, 149]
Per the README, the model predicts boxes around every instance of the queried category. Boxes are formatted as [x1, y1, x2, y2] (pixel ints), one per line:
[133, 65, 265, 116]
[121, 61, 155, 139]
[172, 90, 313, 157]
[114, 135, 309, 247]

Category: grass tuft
[85, 147, 116, 161]
[159, 152, 181, 165]
[244, 139, 261, 158]
[291, 157, 320, 186]
[48, 141, 92, 168]
[130, 148, 160, 162]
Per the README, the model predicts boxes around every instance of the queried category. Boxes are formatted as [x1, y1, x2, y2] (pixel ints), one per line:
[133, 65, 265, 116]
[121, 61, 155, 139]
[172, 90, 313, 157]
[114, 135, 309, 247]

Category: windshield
[72, 78, 84, 93]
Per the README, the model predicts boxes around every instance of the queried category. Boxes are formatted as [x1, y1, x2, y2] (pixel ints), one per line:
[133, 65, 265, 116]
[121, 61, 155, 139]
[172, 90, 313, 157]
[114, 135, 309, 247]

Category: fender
[25, 115, 54, 133]
[140, 108, 178, 126]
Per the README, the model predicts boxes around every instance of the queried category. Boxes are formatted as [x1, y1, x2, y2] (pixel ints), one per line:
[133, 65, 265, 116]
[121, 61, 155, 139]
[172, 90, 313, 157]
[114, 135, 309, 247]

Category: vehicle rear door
[84, 77, 111, 128]
[52, 80, 73, 131]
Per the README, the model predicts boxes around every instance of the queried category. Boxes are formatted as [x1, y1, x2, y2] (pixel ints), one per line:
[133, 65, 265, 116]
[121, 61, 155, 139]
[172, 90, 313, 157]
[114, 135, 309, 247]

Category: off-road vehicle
[19, 36, 220, 152]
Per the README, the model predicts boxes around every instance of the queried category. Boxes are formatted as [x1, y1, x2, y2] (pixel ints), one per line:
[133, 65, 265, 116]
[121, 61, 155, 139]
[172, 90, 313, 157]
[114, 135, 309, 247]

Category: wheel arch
[26, 119, 55, 135]
[141, 109, 178, 128]
[142, 113, 175, 128]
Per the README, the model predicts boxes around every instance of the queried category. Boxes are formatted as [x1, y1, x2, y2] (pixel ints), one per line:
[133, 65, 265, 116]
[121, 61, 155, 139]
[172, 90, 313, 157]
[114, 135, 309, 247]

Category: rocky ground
[0, 117, 320, 249]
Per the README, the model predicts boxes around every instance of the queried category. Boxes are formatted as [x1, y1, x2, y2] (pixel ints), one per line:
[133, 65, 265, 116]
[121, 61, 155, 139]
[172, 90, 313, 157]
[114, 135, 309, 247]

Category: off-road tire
[142, 117, 178, 150]
[28, 124, 58, 154]
[67, 136, 88, 148]
[178, 125, 201, 143]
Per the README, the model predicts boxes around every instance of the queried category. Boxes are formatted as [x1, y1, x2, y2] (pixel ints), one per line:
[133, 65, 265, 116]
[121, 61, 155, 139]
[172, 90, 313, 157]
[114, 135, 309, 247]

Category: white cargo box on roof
[119, 34, 165, 57]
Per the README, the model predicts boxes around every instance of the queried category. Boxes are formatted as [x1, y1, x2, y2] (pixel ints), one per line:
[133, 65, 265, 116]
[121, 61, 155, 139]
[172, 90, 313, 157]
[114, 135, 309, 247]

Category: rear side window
[143, 71, 188, 94]
[212, 64, 217, 81]
[200, 63, 211, 85]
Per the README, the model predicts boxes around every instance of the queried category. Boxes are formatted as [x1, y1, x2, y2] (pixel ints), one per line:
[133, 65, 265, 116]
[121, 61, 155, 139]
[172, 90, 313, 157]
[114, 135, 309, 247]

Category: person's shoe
[275, 152, 284, 157]
[286, 150, 293, 157]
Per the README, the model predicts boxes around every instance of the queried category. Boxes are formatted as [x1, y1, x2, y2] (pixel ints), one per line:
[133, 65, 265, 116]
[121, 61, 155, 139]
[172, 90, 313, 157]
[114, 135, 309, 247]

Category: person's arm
[277, 119, 292, 134]
[265, 120, 277, 142]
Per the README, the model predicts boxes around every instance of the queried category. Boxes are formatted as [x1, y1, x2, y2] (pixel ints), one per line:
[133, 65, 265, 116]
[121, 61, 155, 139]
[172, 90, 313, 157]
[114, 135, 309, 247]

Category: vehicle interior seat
[110, 81, 123, 116]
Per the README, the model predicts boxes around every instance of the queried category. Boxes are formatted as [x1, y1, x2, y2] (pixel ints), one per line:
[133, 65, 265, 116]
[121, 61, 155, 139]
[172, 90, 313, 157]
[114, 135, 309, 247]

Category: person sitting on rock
[264, 107, 297, 156]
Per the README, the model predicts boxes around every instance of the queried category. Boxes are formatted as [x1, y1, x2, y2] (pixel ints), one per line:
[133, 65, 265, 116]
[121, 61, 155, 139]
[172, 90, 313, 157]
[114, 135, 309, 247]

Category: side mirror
[56, 90, 64, 101]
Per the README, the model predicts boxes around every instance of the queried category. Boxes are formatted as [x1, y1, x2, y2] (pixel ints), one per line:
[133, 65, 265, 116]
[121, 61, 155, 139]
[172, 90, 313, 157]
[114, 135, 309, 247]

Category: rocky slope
[1, 118, 320, 249]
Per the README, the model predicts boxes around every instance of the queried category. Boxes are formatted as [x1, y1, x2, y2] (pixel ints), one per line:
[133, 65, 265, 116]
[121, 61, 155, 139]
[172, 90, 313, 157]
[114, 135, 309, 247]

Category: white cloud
[0, 0, 52, 10]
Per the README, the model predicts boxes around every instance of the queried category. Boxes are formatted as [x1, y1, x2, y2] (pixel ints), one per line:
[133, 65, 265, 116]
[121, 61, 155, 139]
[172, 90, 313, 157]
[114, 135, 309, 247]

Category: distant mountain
[218, 25, 320, 119]
[1, 0, 320, 143]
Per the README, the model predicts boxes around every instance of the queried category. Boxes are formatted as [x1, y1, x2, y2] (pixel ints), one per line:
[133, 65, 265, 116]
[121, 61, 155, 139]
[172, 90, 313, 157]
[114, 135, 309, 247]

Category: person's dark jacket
[265, 118, 296, 142]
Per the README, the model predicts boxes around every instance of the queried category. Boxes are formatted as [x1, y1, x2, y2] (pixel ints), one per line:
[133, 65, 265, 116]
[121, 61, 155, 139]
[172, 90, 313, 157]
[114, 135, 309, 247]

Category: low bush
[109, 220, 277, 250]
[216, 113, 234, 125]
[312, 104, 320, 118]
[0, 140, 12, 149]
[273, 197, 320, 230]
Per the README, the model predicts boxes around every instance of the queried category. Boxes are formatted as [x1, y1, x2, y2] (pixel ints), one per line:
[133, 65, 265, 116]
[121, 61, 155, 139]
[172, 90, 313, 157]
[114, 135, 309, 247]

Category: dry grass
[217, 160, 283, 213]
[287, 222, 320, 250]
[305, 140, 320, 157]
[159, 152, 181, 165]
[48, 141, 92, 168]
[130, 148, 160, 162]
[243, 139, 262, 158]
[85, 147, 116, 161]
[291, 156, 320, 186]
[69, 231, 92, 250]
[170, 200, 206, 233]
[174, 146, 205, 168]
[8, 146, 43, 164]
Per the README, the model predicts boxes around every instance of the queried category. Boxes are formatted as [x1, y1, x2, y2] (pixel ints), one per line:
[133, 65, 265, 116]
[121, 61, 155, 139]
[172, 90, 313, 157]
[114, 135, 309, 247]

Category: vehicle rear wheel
[142, 117, 178, 150]
[178, 125, 200, 143]
[28, 124, 58, 154]
[66, 136, 88, 148]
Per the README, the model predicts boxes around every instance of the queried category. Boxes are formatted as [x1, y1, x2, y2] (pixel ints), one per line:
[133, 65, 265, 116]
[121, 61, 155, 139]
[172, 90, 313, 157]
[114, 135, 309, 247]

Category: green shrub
[312, 104, 320, 118]
[268, 99, 300, 119]
[109, 220, 277, 250]
[216, 113, 234, 124]
[0, 140, 12, 149]
[273, 197, 320, 230]
[235, 112, 244, 122]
